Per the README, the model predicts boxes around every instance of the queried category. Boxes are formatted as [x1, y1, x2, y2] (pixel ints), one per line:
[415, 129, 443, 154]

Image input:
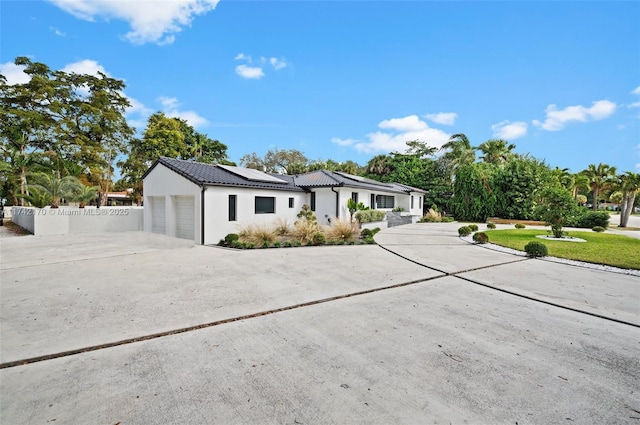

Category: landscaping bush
[312, 232, 326, 245]
[419, 208, 442, 222]
[468, 224, 479, 232]
[360, 227, 381, 238]
[441, 216, 455, 223]
[355, 210, 386, 223]
[575, 211, 609, 229]
[274, 218, 291, 236]
[486, 222, 496, 229]
[292, 219, 319, 244]
[458, 226, 472, 236]
[515, 223, 526, 229]
[239, 224, 277, 246]
[224, 233, 239, 245]
[592, 226, 605, 233]
[472, 232, 489, 244]
[325, 218, 360, 243]
[524, 241, 548, 257]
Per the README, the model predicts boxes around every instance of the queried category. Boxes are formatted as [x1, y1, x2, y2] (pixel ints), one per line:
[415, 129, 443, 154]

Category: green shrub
[592, 226, 605, 233]
[515, 223, 526, 229]
[392, 207, 405, 212]
[312, 232, 326, 245]
[355, 210, 386, 223]
[486, 222, 496, 229]
[224, 233, 239, 245]
[473, 232, 489, 244]
[441, 216, 455, 223]
[284, 241, 293, 248]
[458, 226, 472, 236]
[524, 241, 548, 257]
[364, 237, 376, 244]
[576, 211, 609, 229]
[273, 241, 281, 247]
[468, 224, 479, 232]
[360, 227, 381, 238]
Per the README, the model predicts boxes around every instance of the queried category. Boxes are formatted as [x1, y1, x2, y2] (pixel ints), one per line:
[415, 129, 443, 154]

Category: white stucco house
[143, 157, 426, 244]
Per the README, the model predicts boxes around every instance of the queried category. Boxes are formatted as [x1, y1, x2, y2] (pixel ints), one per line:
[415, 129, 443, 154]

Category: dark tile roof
[144, 157, 305, 192]
[144, 158, 427, 194]
[293, 170, 409, 194]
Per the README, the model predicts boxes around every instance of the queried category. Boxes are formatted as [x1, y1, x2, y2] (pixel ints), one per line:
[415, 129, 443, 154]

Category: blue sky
[2, 0, 639, 174]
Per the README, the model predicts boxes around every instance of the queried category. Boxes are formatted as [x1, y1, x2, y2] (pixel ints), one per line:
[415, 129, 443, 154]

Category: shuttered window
[376, 195, 395, 209]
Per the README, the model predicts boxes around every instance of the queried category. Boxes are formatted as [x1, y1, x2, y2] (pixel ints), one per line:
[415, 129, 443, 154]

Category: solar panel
[218, 164, 288, 184]
[335, 172, 394, 187]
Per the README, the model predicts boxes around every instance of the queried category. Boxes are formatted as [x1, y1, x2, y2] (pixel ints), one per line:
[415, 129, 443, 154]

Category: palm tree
[440, 133, 475, 181]
[70, 184, 99, 208]
[366, 155, 393, 176]
[477, 139, 516, 164]
[619, 172, 640, 227]
[581, 163, 617, 211]
[26, 173, 82, 208]
[570, 173, 591, 199]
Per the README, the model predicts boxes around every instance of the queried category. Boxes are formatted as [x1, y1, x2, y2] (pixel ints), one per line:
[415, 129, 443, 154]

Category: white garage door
[175, 196, 195, 240]
[150, 197, 166, 235]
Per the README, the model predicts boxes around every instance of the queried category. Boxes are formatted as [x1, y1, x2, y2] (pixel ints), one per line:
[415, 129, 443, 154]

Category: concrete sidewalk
[1, 227, 639, 424]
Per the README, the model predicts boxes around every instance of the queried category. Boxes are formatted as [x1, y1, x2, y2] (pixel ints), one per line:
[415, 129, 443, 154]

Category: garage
[175, 195, 195, 240]
[150, 196, 166, 235]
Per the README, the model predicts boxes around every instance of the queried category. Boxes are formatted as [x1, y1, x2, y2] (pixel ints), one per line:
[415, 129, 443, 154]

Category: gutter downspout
[331, 187, 340, 219]
[200, 185, 206, 245]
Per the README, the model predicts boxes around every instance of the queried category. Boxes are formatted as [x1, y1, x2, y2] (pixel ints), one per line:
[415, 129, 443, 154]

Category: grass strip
[484, 229, 640, 270]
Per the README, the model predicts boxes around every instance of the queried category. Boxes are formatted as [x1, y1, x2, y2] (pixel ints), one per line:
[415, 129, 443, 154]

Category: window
[255, 196, 275, 214]
[376, 195, 395, 209]
[351, 192, 358, 203]
[289, 197, 294, 208]
[310, 192, 316, 211]
[370, 194, 375, 209]
[411, 195, 414, 209]
[229, 195, 237, 221]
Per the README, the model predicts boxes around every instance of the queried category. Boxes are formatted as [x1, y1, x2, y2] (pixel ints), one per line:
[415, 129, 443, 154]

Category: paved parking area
[1, 225, 639, 424]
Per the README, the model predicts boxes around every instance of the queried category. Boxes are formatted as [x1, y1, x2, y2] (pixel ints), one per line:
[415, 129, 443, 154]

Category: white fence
[11, 206, 143, 235]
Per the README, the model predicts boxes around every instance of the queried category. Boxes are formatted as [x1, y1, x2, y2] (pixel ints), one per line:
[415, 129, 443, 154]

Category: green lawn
[484, 229, 640, 270]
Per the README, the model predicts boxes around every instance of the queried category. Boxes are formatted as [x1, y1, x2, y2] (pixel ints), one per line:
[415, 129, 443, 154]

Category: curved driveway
[1, 224, 639, 424]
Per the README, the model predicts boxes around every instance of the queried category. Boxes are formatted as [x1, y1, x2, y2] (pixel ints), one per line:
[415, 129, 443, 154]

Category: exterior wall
[312, 188, 339, 225]
[10, 207, 35, 233]
[143, 164, 202, 242]
[408, 192, 424, 217]
[11, 206, 143, 235]
[203, 187, 308, 244]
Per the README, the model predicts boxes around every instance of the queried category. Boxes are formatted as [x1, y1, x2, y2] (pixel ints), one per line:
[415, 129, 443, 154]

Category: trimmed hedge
[473, 232, 489, 244]
[592, 226, 605, 233]
[458, 226, 472, 236]
[524, 241, 548, 257]
[468, 224, 479, 232]
[486, 222, 496, 229]
[515, 223, 526, 229]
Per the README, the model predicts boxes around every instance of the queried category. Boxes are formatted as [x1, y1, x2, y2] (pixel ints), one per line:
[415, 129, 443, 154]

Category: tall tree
[439, 133, 476, 182]
[119, 112, 229, 204]
[477, 139, 516, 165]
[581, 163, 617, 211]
[240, 148, 308, 174]
[0, 57, 135, 205]
[618, 172, 640, 227]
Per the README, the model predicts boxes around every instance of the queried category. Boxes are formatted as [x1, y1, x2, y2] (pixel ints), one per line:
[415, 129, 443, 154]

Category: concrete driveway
[1, 225, 639, 424]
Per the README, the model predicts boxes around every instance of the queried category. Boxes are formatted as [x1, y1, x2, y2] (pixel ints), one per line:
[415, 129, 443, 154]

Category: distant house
[142, 157, 426, 244]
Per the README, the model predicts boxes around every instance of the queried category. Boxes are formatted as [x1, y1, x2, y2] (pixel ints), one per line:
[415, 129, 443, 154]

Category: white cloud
[62, 59, 109, 76]
[491, 120, 528, 140]
[47, 0, 219, 45]
[331, 137, 358, 147]
[158, 96, 208, 128]
[269, 57, 287, 70]
[49, 26, 66, 37]
[234, 53, 287, 79]
[424, 112, 457, 126]
[632, 86, 640, 96]
[532, 100, 617, 131]
[0, 62, 30, 84]
[235, 64, 264, 80]
[332, 115, 450, 154]
[628, 101, 640, 109]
